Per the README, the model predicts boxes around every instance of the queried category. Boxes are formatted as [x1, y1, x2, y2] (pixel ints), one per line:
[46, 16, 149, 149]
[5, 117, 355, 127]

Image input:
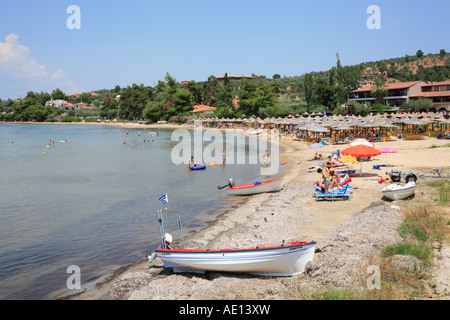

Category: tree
[416, 50, 424, 59]
[370, 80, 387, 104]
[408, 99, 433, 111]
[272, 74, 281, 79]
[440, 49, 446, 58]
[51, 88, 66, 100]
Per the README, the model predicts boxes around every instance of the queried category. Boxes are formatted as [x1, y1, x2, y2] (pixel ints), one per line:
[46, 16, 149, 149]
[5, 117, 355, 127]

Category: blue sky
[1, 0, 449, 99]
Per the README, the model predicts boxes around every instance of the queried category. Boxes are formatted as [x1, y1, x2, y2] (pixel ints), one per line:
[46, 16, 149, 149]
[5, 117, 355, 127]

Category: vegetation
[1, 50, 449, 123]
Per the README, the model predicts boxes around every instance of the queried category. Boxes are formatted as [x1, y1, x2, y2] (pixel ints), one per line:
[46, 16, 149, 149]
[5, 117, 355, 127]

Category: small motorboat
[148, 209, 316, 276]
[218, 178, 284, 196]
[382, 181, 416, 200]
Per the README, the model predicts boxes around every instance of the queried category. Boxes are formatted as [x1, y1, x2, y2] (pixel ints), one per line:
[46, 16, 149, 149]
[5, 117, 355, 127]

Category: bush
[382, 242, 432, 264]
[61, 116, 82, 122]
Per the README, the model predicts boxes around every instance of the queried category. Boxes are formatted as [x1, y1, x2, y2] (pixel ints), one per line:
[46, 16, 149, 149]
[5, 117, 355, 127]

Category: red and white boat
[148, 209, 316, 276]
[222, 177, 284, 196]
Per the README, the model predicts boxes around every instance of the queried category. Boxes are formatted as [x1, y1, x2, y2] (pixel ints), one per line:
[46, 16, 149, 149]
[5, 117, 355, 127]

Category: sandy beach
[63, 124, 450, 300]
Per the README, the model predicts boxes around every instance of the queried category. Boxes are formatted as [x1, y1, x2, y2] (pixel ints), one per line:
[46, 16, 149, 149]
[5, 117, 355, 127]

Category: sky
[1, 0, 449, 100]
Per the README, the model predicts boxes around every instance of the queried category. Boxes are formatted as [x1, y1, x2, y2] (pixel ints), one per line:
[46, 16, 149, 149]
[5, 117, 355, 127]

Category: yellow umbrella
[339, 155, 359, 165]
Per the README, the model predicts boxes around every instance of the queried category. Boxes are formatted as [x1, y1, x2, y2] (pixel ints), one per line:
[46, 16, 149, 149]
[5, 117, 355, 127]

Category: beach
[64, 124, 450, 300]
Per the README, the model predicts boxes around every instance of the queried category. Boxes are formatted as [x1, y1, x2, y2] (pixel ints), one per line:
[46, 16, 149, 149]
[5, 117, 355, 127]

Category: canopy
[339, 155, 359, 165]
[349, 138, 374, 147]
[378, 147, 397, 154]
[341, 145, 380, 176]
[378, 147, 397, 164]
[342, 145, 381, 157]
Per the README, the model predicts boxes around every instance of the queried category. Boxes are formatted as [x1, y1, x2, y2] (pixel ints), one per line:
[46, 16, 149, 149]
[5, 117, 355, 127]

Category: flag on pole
[158, 194, 168, 205]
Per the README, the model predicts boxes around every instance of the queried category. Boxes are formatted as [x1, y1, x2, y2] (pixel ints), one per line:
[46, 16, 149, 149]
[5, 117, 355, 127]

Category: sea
[0, 123, 283, 300]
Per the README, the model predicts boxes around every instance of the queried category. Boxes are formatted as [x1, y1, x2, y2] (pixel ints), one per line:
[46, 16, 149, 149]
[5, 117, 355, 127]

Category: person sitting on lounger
[328, 170, 341, 189]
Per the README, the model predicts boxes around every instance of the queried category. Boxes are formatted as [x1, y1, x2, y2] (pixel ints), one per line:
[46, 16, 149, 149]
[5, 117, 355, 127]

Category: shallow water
[0, 123, 281, 299]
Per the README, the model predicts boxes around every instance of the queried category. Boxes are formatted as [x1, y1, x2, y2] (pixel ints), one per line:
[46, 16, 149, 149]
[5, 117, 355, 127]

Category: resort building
[45, 99, 68, 108]
[216, 75, 258, 81]
[409, 80, 450, 108]
[348, 81, 425, 106]
[191, 104, 216, 114]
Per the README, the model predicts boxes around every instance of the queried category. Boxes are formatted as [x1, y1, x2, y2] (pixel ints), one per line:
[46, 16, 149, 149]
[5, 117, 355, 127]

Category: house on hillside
[216, 75, 258, 81]
[409, 80, 450, 109]
[191, 104, 216, 114]
[348, 81, 425, 106]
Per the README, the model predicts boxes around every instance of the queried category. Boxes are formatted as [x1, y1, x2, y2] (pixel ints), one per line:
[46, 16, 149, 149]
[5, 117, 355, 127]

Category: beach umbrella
[308, 143, 325, 148]
[378, 147, 397, 163]
[342, 145, 381, 176]
[339, 155, 359, 165]
[349, 138, 374, 147]
[342, 145, 381, 157]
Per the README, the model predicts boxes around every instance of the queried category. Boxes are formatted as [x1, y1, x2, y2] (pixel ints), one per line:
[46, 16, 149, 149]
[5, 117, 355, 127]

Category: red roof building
[410, 81, 450, 106]
[348, 81, 425, 106]
[191, 104, 216, 114]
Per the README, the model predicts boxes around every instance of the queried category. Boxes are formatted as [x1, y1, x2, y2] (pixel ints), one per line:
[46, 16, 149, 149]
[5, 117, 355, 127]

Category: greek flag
[158, 194, 168, 204]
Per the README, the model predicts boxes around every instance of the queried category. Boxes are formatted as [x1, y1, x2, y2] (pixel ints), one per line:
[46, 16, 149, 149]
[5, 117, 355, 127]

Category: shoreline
[21, 122, 446, 300]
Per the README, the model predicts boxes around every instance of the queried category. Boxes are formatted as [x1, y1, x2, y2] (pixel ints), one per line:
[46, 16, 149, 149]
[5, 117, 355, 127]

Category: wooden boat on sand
[218, 178, 284, 196]
[148, 209, 316, 276]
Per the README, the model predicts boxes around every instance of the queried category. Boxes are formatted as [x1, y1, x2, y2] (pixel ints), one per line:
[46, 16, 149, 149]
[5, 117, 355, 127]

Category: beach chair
[373, 134, 383, 141]
[313, 184, 352, 202]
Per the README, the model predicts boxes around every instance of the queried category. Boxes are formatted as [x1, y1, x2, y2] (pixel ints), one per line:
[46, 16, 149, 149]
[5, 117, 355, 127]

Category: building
[348, 81, 425, 106]
[216, 75, 258, 81]
[191, 104, 216, 114]
[45, 99, 68, 107]
[409, 80, 450, 108]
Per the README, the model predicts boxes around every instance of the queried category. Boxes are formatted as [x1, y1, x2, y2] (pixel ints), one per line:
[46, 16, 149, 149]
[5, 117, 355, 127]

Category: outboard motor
[228, 178, 235, 188]
[388, 170, 402, 182]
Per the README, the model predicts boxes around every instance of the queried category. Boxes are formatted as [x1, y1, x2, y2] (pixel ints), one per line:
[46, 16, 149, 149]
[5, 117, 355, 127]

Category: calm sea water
[0, 123, 282, 300]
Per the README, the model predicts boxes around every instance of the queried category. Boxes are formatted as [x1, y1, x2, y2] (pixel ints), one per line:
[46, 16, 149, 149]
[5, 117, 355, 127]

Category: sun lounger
[313, 184, 353, 202]
[336, 170, 356, 175]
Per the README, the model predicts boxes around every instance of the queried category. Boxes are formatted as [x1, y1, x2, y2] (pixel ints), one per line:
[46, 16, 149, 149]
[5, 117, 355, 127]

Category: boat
[153, 240, 316, 276]
[219, 178, 284, 196]
[248, 129, 263, 135]
[190, 165, 206, 170]
[148, 209, 316, 276]
[382, 181, 416, 200]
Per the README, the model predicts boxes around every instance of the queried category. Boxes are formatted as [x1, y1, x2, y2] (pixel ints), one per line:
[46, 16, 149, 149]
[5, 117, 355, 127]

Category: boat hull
[226, 178, 283, 196]
[382, 182, 416, 200]
[155, 241, 316, 276]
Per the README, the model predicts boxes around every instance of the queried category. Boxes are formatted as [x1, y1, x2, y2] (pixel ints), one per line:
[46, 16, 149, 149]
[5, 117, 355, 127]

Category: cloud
[0, 33, 72, 85]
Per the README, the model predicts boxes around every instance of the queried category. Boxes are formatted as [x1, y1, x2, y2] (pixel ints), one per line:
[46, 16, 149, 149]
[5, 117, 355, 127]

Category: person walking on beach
[222, 151, 226, 166]
[316, 168, 330, 193]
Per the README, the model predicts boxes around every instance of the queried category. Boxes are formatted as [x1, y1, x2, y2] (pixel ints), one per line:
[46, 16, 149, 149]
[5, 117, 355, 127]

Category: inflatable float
[190, 165, 206, 170]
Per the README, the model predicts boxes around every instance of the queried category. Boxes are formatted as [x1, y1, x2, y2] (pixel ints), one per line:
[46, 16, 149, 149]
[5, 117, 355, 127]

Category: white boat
[247, 129, 263, 135]
[153, 240, 316, 276]
[148, 209, 316, 276]
[225, 178, 284, 196]
[382, 181, 416, 200]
